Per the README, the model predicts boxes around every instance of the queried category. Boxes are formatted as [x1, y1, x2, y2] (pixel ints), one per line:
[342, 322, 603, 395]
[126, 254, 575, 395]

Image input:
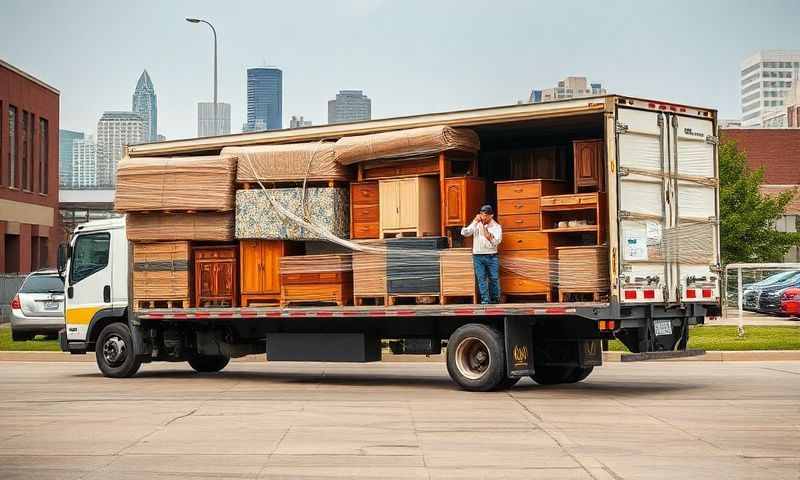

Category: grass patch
[0, 324, 60, 351]
[609, 325, 800, 352]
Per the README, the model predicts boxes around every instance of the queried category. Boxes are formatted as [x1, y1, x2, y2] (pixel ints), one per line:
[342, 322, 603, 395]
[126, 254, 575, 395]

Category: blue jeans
[473, 254, 501, 304]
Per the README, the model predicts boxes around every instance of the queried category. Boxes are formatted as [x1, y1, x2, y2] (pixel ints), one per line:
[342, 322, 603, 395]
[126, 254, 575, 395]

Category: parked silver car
[10, 270, 65, 341]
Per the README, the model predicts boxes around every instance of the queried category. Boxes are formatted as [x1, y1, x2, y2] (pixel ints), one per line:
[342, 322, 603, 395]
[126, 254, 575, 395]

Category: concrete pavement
[0, 361, 798, 479]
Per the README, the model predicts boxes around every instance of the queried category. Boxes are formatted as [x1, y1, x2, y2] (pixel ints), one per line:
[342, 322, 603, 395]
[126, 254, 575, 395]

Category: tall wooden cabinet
[240, 240, 300, 306]
[194, 245, 238, 308]
[443, 177, 485, 227]
[378, 176, 440, 238]
[573, 139, 604, 192]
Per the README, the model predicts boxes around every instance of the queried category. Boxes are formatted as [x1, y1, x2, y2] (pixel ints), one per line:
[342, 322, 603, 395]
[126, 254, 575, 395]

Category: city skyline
[2, 1, 798, 140]
[132, 70, 158, 142]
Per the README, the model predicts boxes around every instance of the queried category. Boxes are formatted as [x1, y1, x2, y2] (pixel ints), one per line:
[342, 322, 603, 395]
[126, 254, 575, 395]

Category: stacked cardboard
[126, 212, 234, 241]
[556, 246, 609, 291]
[223, 143, 352, 184]
[132, 241, 191, 309]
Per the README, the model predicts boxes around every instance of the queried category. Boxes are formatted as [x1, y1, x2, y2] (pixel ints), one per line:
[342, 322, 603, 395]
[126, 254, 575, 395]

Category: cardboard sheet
[224, 142, 353, 183]
[334, 125, 480, 165]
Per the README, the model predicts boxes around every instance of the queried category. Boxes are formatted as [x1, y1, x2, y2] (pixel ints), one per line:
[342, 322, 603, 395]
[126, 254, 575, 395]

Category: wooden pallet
[381, 230, 440, 239]
[353, 295, 389, 306]
[501, 292, 552, 304]
[240, 294, 281, 307]
[558, 290, 608, 302]
[387, 294, 440, 306]
[440, 294, 478, 305]
[135, 298, 190, 310]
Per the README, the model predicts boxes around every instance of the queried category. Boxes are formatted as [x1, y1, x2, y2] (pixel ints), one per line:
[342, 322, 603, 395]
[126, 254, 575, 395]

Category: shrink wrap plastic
[132, 241, 191, 303]
[223, 142, 353, 183]
[334, 125, 480, 165]
[115, 155, 237, 212]
[126, 212, 234, 241]
[236, 188, 348, 240]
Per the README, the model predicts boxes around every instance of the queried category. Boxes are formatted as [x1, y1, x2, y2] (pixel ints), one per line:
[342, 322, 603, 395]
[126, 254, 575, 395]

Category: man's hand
[473, 214, 482, 224]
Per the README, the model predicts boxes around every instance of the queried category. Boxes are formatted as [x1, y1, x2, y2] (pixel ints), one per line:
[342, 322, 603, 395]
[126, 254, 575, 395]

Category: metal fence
[0, 274, 25, 324]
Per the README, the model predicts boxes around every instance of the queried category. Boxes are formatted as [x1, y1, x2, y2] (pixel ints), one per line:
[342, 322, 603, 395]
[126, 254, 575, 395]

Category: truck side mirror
[57, 242, 69, 278]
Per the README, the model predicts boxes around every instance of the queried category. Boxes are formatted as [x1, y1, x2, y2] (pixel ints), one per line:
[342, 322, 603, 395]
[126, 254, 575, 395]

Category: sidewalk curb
[1, 350, 799, 363]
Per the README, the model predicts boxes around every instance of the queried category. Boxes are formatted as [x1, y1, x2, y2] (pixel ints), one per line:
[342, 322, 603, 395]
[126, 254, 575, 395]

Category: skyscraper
[71, 136, 97, 188]
[132, 70, 158, 142]
[289, 115, 312, 128]
[197, 102, 231, 137]
[245, 67, 282, 131]
[529, 76, 606, 103]
[96, 111, 146, 186]
[740, 50, 800, 127]
[59, 129, 84, 188]
[327, 90, 371, 124]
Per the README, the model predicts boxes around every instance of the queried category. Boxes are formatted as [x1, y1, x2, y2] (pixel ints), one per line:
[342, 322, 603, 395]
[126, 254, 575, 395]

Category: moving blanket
[333, 125, 480, 165]
[126, 212, 234, 241]
[115, 155, 237, 212]
[236, 188, 349, 240]
[223, 143, 353, 183]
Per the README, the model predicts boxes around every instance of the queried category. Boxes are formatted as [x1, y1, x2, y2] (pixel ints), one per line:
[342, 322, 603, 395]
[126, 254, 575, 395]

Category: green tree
[719, 140, 800, 264]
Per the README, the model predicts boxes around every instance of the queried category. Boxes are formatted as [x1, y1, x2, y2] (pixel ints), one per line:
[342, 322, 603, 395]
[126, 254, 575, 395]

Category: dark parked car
[742, 270, 800, 311]
[757, 274, 800, 315]
[9, 270, 64, 341]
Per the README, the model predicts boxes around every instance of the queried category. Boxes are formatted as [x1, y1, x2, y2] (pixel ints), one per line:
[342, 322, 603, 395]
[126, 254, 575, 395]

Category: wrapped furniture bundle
[223, 143, 352, 183]
[126, 212, 234, 241]
[236, 188, 349, 240]
[334, 125, 480, 165]
[115, 155, 237, 212]
[132, 241, 191, 309]
[280, 254, 353, 306]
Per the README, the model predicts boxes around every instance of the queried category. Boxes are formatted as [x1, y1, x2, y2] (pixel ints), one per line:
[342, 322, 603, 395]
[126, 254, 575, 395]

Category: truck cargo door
[667, 115, 720, 302]
[616, 108, 674, 303]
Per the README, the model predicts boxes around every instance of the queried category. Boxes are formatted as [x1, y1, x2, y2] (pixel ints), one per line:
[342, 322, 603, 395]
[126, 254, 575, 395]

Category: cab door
[64, 232, 112, 341]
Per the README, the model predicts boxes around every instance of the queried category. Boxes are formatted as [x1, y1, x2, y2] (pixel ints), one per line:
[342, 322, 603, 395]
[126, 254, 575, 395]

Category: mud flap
[504, 317, 534, 377]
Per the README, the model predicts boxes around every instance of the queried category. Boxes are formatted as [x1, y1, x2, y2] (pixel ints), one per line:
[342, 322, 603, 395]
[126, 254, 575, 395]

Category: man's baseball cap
[479, 205, 493, 214]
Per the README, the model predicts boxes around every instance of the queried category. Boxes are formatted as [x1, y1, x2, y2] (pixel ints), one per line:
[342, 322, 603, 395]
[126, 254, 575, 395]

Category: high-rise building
[529, 76, 606, 103]
[197, 102, 231, 137]
[289, 115, 312, 128]
[96, 111, 146, 186]
[59, 129, 84, 188]
[132, 70, 158, 142]
[740, 50, 800, 127]
[327, 90, 371, 124]
[245, 67, 282, 131]
[71, 136, 97, 188]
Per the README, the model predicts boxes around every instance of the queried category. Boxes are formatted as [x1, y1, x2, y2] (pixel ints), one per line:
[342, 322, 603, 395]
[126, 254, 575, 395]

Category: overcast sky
[2, 0, 798, 140]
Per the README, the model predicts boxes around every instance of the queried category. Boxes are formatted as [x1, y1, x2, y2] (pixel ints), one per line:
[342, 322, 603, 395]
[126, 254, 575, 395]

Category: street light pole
[186, 18, 218, 135]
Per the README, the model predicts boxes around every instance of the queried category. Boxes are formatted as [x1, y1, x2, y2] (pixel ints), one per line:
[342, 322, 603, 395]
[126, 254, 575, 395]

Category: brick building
[0, 59, 60, 273]
[721, 128, 800, 261]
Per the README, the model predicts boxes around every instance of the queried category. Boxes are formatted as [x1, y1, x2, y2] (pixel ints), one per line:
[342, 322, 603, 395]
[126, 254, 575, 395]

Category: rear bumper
[780, 301, 800, 316]
[10, 312, 64, 333]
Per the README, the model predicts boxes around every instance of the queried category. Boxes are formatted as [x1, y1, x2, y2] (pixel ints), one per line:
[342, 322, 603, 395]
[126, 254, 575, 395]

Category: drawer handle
[513, 188, 524, 193]
[514, 204, 524, 209]
[516, 239, 523, 243]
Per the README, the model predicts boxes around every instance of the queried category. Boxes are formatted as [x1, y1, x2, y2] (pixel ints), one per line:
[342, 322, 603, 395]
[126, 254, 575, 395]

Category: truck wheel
[566, 367, 594, 383]
[96, 323, 141, 378]
[188, 355, 230, 373]
[446, 324, 506, 391]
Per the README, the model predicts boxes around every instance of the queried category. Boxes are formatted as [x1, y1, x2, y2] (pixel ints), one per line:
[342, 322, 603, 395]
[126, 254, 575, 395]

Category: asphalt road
[0, 360, 798, 480]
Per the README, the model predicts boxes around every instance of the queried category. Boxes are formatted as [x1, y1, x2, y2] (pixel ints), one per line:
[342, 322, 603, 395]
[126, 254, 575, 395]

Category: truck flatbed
[137, 302, 610, 320]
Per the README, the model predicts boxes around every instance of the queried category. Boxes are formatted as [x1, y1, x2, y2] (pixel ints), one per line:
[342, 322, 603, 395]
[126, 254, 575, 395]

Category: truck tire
[446, 324, 506, 391]
[531, 366, 594, 385]
[95, 323, 141, 378]
[188, 355, 230, 373]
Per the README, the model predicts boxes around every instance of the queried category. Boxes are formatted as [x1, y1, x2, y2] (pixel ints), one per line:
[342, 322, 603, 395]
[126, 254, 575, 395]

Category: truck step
[620, 349, 705, 362]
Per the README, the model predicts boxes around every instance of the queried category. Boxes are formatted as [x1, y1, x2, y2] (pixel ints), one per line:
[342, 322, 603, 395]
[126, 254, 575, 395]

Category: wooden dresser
[495, 179, 566, 302]
[280, 254, 353, 306]
[239, 240, 301, 306]
[350, 181, 380, 239]
[378, 176, 440, 238]
[194, 245, 238, 308]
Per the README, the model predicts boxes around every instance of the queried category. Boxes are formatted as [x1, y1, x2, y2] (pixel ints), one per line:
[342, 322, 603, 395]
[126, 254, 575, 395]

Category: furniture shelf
[541, 225, 599, 233]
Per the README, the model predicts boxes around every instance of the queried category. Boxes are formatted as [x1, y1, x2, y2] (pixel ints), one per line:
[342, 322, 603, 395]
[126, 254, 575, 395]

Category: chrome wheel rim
[454, 337, 491, 380]
[102, 335, 126, 366]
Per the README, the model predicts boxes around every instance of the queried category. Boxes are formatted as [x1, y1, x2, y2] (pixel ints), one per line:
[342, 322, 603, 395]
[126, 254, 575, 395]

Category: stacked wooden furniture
[386, 237, 448, 305]
[240, 240, 302, 306]
[443, 176, 485, 245]
[494, 179, 567, 302]
[280, 254, 353, 306]
[352, 240, 388, 306]
[439, 248, 476, 304]
[573, 139, 605, 192]
[350, 182, 380, 240]
[132, 241, 191, 310]
[194, 245, 238, 307]
[556, 245, 609, 301]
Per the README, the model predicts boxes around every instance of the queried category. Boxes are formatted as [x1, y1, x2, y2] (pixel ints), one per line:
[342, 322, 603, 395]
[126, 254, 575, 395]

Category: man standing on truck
[461, 205, 503, 304]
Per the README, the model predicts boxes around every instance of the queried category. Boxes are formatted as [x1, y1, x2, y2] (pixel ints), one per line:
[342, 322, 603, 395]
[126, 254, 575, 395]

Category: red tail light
[643, 290, 655, 299]
[686, 289, 697, 298]
[10, 295, 21, 310]
[624, 290, 637, 299]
